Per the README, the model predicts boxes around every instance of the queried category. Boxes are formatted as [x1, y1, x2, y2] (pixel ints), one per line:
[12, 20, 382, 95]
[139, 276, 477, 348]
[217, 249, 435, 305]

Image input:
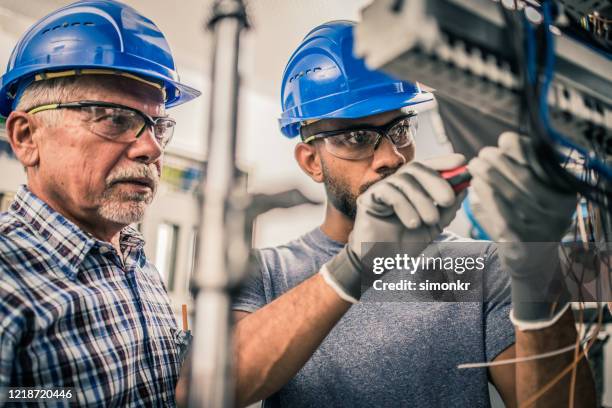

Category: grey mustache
[106, 166, 159, 188]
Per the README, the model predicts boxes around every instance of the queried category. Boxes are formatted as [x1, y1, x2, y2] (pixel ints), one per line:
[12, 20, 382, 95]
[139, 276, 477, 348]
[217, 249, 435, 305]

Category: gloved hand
[320, 153, 467, 303]
[468, 132, 578, 330]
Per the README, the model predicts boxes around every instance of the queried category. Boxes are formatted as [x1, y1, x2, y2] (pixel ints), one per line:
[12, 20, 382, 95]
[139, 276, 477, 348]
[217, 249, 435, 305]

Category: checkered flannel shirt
[0, 186, 187, 407]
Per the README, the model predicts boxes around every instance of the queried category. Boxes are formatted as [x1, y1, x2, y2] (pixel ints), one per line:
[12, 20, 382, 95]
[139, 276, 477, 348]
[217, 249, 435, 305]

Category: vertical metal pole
[189, 1, 247, 406]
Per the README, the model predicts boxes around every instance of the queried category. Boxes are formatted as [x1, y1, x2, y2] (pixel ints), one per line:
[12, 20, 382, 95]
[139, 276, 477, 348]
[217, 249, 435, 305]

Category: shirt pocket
[172, 328, 193, 366]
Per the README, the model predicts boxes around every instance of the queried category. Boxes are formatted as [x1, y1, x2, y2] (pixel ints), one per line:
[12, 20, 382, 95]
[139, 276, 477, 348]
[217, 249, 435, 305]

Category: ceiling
[0, 0, 371, 100]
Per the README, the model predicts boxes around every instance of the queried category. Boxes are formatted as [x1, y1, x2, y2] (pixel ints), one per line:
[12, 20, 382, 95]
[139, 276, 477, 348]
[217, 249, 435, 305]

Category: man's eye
[101, 114, 129, 126]
[344, 131, 373, 146]
[95, 113, 136, 135]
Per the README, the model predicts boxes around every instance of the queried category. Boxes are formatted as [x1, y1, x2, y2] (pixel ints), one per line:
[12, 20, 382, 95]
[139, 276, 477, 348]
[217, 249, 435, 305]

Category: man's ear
[295, 142, 324, 183]
[5, 111, 40, 168]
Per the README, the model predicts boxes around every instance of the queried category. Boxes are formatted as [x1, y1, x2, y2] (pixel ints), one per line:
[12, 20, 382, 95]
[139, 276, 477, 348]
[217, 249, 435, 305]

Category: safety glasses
[302, 113, 418, 160]
[27, 100, 176, 149]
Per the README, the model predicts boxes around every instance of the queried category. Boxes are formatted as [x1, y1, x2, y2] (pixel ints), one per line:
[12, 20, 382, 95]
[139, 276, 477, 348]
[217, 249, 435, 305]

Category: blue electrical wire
[535, 0, 612, 180]
[462, 196, 491, 241]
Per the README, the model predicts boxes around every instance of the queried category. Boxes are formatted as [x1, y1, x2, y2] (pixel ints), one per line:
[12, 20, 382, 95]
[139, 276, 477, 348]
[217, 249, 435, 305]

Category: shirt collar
[9, 186, 145, 279]
[119, 225, 146, 252]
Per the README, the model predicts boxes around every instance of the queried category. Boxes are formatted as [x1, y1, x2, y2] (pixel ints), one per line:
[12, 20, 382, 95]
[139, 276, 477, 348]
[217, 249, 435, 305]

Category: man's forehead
[302, 109, 406, 136]
[72, 75, 165, 107]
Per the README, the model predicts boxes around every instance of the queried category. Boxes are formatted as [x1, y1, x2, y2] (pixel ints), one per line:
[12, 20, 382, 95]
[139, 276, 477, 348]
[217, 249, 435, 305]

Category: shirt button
[99, 246, 110, 254]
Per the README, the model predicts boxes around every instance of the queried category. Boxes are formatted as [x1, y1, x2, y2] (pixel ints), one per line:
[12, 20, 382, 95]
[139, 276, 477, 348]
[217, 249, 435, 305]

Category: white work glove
[468, 132, 578, 330]
[321, 153, 467, 303]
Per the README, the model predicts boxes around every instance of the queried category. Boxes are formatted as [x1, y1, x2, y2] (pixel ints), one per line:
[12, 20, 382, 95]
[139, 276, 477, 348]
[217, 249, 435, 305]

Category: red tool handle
[439, 165, 471, 193]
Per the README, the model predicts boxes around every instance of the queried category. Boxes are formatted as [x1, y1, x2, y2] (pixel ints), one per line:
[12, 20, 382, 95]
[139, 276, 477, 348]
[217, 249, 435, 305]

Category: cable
[518, 2, 612, 209]
[504, 0, 608, 301]
[538, 1, 612, 180]
[456, 323, 597, 369]
[568, 303, 583, 408]
[502, 5, 572, 196]
[519, 304, 603, 407]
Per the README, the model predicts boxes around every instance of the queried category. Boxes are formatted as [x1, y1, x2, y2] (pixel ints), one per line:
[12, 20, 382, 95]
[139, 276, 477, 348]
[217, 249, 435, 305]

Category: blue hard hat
[279, 20, 433, 138]
[0, 0, 201, 117]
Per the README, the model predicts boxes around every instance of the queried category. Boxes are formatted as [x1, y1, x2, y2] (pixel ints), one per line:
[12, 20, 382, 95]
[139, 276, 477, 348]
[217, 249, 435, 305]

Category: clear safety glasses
[302, 113, 418, 160]
[27, 100, 176, 149]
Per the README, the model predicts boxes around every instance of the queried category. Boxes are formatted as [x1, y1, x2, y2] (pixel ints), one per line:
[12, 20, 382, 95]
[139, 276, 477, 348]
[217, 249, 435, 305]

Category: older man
[0, 1, 199, 406]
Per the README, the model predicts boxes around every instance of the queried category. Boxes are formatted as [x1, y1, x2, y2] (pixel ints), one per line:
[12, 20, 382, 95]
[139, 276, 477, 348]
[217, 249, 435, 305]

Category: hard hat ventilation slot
[288, 67, 322, 83]
[41, 21, 95, 35]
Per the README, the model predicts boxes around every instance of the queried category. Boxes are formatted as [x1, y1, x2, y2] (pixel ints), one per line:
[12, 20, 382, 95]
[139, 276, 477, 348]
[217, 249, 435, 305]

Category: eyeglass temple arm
[27, 103, 60, 114]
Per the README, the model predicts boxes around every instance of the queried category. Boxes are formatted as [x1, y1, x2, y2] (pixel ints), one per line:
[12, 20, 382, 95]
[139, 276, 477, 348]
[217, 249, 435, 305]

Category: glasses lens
[153, 118, 176, 149]
[87, 106, 144, 141]
[324, 130, 379, 160]
[387, 115, 418, 148]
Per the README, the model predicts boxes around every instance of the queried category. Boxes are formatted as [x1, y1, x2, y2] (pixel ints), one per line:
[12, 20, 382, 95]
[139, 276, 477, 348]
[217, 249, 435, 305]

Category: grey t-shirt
[234, 228, 514, 407]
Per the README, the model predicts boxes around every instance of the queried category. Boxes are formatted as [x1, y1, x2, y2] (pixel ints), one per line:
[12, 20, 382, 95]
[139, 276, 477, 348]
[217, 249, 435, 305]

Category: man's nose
[126, 126, 163, 164]
[370, 136, 406, 173]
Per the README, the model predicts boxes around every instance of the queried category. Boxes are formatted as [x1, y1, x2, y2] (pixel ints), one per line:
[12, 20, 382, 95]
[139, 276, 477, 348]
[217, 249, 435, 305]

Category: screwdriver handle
[439, 165, 471, 193]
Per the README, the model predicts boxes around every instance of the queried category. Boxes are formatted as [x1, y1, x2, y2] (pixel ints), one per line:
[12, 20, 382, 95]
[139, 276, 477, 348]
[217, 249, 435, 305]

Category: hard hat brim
[280, 91, 434, 138]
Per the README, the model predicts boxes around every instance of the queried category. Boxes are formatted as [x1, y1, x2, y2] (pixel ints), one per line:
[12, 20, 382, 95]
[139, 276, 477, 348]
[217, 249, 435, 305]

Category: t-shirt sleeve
[232, 250, 267, 313]
[482, 244, 515, 361]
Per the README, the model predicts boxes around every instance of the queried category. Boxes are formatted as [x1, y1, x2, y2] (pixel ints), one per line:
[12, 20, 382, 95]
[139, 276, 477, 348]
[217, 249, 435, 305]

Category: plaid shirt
[0, 186, 187, 407]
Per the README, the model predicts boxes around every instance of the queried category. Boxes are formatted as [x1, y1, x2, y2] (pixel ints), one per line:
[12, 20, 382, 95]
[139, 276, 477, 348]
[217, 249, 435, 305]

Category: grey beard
[97, 190, 152, 224]
[97, 165, 158, 224]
